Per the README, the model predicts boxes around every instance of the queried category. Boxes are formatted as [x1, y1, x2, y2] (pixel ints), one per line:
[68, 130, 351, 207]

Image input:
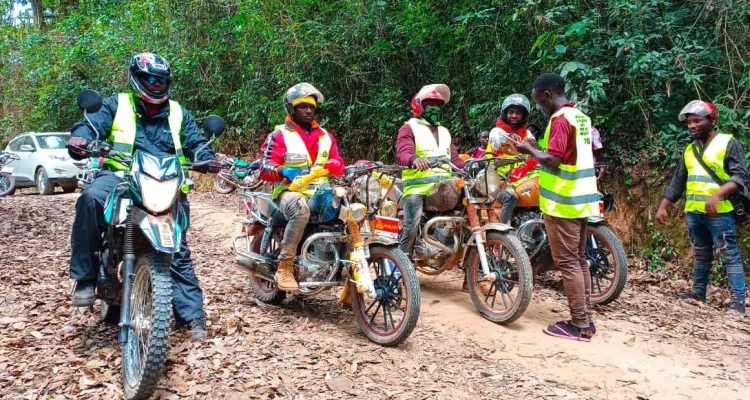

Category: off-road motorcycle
[0, 150, 19, 197]
[70, 89, 226, 399]
[234, 162, 420, 347]
[489, 136, 627, 305]
[397, 156, 534, 325]
[213, 153, 265, 194]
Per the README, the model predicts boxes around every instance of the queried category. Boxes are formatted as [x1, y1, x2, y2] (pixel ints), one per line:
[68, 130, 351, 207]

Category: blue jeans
[686, 212, 746, 305]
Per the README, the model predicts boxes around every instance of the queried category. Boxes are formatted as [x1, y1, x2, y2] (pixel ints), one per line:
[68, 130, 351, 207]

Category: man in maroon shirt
[396, 84, 465, 260]
[516, 73, 597, 341]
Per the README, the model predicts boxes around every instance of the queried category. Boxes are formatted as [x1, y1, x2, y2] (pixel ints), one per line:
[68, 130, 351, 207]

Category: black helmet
[128, 52, 172, 104]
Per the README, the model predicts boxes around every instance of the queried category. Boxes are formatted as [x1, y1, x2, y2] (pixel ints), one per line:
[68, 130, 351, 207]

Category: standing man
[396, 84, 465, 258]
[516, 73, 600, 341]
[656, 100, 747, 314]
[258, 83, 345, 292]
[67, 53, 220, 341]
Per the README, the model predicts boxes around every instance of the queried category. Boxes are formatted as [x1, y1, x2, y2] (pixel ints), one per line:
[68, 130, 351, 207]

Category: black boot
[72, 280, 96, 307]
[678, 291, 706, 302]
[725, 302, 746, 315]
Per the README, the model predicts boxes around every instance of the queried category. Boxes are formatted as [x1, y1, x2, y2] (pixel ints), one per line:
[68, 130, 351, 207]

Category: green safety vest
[539, 107, 600, 218]
[105, 93, 186, 171]
[401, 118, 452, 196]
[271, 124, 332, 199]
[683, 133, 734, 214]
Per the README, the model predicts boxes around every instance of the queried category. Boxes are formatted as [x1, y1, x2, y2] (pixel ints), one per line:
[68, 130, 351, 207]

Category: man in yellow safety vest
[258, 83, 345, 292]
[656, 100, 747, 314]
[516, 73, 600, 341]
[66, 53, 221, 341]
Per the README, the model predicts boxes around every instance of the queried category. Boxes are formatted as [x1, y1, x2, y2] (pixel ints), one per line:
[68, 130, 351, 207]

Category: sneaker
[72, 280, 96, 307]
[542, 320, 593, 342]
[725, 303, 746, 315]
[188, 318, 207, 342]
[678, 291, 706, 302]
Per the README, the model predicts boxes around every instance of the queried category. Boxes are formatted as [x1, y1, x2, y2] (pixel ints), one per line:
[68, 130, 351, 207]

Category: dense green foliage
[1, 0, 748, 164]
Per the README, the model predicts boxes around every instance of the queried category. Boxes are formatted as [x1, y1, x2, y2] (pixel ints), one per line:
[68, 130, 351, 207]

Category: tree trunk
[31, 0, 45, 30]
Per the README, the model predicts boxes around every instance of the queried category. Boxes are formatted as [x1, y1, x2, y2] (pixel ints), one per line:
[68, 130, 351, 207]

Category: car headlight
[139, 174, 180, 214]
[49, 154, 69, 161]
[354, 175, 381, 206]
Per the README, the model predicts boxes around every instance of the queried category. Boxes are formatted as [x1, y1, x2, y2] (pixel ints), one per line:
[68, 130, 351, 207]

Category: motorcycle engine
[297, 238, 338, 283]
[514, 211, 546, 257]
[414, 222, 456, 267]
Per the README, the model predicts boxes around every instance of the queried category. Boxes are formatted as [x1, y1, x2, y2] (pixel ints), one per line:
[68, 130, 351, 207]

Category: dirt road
[0, 191, 748, 399]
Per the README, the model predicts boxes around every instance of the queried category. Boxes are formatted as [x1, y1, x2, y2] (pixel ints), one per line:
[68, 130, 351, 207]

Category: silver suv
[4, 132, 85, 195]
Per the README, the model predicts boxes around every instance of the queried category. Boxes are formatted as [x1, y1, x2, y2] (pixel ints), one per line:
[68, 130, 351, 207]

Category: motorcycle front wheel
[213, 173, 236, 194]
[587, 225, 628, 305]
[0, 172, 15, 197]
[122, 254, 172, 400]
[351, 245, 421, 347]
[465, 231, 533, 325]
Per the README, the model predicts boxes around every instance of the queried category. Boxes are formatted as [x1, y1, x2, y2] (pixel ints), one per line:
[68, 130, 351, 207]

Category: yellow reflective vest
[538, 107, 600, 218]
[683, 133, 734, 214]
[272, 124, 333, 199]
[106, 93, 186, 171]
[401, 118, 452, 196]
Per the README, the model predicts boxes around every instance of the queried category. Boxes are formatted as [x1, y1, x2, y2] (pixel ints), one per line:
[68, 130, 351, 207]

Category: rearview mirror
[202, 115, 225, 138]
[19, 145, 35, 152]
[77, 89, 103, 114]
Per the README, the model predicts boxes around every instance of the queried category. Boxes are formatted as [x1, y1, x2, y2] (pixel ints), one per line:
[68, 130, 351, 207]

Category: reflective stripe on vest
[401, 118, 452, 196]
[272, 125, 332, 199]
[105, 93, 186, 171]
[684, 133, 734, 214]
[539, 107, 600, 218]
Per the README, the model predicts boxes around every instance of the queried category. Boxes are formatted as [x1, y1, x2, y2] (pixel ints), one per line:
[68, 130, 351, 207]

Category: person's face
[479, 132, 489, 147]
[686, 114, 713, 140]
[506, 107, 525, 125]
[137, 73, 169, 95]
[293, 103, 317, 125]
[531, 88, 554, 117]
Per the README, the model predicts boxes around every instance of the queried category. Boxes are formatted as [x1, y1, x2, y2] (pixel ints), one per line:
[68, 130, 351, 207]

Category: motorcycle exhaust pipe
[422, 216, 465, 253]
[236, 250, 275, 281]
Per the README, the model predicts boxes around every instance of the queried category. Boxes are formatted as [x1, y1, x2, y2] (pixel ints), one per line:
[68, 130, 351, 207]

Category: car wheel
[36, 168, 54, 195]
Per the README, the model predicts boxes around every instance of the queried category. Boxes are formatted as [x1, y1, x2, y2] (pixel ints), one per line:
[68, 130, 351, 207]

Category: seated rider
[258, 83, 345, 292]
[484, 94, 538, 224]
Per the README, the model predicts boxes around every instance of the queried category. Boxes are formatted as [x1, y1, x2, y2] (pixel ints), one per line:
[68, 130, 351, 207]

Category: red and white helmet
[678, 100, 719, 123]
[411, 84, 450, 117]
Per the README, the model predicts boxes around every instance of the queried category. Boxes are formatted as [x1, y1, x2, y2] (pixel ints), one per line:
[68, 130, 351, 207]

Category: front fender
[587, 216, 606, 225]
[364, 235, 400, 247]
[132, 207, 182, 254]
[465, 223, 515, 247]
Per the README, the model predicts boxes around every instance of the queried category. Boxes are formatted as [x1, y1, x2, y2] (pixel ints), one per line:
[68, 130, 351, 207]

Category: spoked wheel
[247, 234, 286, 305]
[122, 254, 172, 400]
[466, 231, 533, 324]
[213, 172, 236, 194]
[587, 225, 627, 305]
[351, 245, 420, 347]
[0, 172, 15, 197]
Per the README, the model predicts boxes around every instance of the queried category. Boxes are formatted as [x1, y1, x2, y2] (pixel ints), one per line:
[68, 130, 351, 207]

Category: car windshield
[37, 135, 68, 150]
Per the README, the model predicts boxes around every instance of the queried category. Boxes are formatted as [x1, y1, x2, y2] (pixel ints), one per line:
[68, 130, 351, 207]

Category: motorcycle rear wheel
[465, 231, 533, 325]
[247, 234, 286, 305]
[214, 173, 236, 194]
[351, 245, 420, 347]
[122, 254, 172, 400]
[587, 225, 628, 305]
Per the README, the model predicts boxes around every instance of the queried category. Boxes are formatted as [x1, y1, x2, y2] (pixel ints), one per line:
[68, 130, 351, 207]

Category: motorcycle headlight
[139, 174, 180, 214]
[379, 200, 398, 218]
[354, 175, 382, 206]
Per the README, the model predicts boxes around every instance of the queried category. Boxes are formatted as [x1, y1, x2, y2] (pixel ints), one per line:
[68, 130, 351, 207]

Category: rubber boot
[275, 260, 299, 292]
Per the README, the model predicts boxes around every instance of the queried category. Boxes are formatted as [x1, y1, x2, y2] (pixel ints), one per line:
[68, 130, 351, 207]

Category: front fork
[467, 203, 495, 282]
[118, 208, 136, 345]
[347, 221, 378, 297]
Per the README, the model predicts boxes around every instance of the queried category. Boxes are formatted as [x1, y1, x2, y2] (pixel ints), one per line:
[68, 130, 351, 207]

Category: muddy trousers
[277, 191, 311, 261]
[399, 194, 425, 257]
[686, 212, 746, 305]
[69, 172, 205, 324]
[544, 215, 592, 329]
[494, 187, 518, 224]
